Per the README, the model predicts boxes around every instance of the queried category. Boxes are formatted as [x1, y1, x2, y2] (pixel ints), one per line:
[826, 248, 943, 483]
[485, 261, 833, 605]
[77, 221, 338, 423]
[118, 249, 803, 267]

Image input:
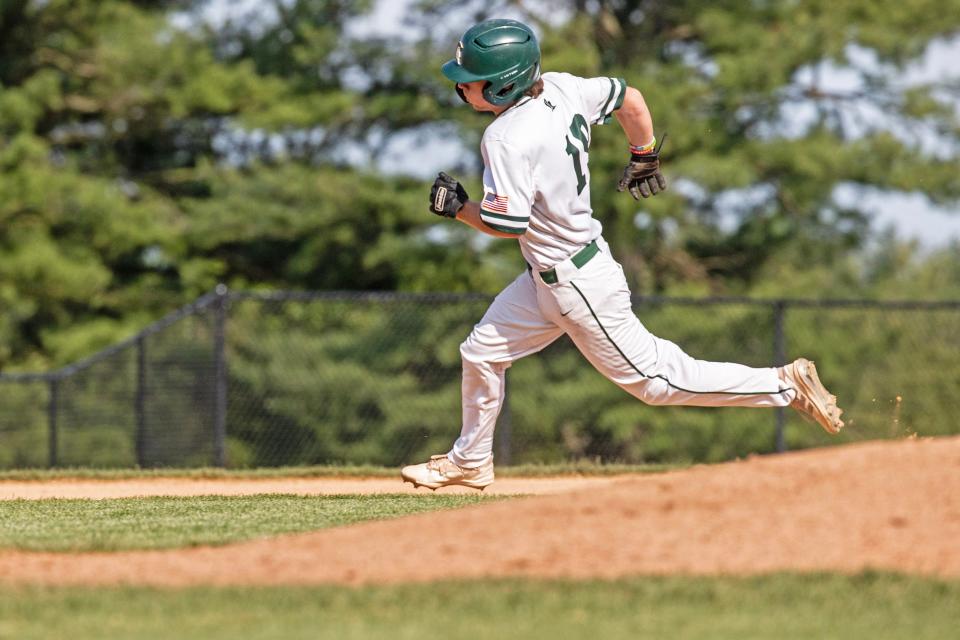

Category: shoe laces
[426, 455, 460, 477]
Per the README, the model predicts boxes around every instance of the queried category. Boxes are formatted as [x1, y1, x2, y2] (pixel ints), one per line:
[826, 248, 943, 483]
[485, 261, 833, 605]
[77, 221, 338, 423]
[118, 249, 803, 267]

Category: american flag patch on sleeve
[481, 192, 509, 214]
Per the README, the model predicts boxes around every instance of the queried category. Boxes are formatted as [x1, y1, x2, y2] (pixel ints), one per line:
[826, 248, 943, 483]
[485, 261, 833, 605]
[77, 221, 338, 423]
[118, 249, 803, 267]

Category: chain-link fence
[1, 286, 958, 469]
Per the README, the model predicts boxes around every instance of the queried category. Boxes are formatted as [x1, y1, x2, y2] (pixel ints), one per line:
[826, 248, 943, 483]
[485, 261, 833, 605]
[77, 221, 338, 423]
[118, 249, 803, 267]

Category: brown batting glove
[429, 172, 469, 218]
[618, 152, 666, 199]
[617, 135, 667, 199]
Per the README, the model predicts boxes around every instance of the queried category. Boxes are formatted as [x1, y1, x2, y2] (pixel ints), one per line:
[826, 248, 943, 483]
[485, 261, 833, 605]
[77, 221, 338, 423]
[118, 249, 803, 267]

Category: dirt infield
[1, 436, 959, 586]
[0, 475, 615, 500]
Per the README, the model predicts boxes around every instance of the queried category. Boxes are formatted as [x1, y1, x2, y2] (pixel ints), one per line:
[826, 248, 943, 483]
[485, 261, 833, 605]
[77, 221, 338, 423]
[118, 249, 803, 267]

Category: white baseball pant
[449, 237, 796, 467]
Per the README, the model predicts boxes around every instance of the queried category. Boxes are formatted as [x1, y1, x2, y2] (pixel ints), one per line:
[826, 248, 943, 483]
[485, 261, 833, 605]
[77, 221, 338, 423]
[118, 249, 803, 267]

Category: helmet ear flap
[483, 81, 514, 106]
[481, 80, 508, 105]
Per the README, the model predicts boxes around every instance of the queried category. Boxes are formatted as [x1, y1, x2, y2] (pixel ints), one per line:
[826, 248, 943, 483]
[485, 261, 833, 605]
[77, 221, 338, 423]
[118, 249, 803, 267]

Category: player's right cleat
[401, 454, 494, 490]
[780, 358, 845, 434]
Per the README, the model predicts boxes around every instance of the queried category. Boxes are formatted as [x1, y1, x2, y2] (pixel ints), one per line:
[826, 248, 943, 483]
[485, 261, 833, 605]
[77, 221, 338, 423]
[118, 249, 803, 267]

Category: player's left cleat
[780, 358, 845, 434]
[401, 454, 494, 490]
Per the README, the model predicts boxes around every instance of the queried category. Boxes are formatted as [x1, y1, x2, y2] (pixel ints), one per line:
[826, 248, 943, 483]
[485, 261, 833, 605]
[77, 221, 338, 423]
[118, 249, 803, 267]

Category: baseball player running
[402, 19, 844, 490]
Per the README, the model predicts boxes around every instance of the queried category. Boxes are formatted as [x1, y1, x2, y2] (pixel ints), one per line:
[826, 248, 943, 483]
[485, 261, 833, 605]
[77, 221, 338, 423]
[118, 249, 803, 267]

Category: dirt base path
[0, 475, 615, 500]
[2, 436, 959, 586]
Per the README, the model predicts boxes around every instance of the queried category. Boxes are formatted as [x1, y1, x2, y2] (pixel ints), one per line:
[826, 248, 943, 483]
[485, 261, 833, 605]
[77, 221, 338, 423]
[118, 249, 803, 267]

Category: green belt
[539, 239, 600, 284]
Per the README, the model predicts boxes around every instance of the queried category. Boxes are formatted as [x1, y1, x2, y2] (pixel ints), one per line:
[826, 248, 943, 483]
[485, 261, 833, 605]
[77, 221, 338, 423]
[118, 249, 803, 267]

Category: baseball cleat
[781, 358, 845, 434]
[401, 454, 494, 490]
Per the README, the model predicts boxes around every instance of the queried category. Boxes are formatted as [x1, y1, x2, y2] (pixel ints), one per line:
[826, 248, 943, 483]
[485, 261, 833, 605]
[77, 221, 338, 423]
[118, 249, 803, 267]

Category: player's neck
[495, 96, 534, 118]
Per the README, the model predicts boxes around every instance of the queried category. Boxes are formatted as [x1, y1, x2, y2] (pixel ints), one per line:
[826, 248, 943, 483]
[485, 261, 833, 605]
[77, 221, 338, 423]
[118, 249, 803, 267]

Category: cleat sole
[793, 359, 844, 434]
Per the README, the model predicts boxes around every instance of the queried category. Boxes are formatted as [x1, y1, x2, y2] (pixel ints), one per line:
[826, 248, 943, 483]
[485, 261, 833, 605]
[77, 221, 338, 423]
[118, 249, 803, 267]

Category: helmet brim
[441, 59, 488, 84]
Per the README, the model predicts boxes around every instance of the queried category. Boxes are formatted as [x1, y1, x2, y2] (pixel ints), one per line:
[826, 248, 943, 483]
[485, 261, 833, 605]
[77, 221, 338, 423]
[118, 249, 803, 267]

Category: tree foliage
[438, 0, 960, 293]
[0, 0, 958, 376]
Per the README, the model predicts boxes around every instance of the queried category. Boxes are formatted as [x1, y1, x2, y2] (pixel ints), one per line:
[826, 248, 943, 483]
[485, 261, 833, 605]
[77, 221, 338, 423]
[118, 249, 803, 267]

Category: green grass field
[0, 460, 679, 481]
[0, 494, 499, 551]
[2, 474, 956, 639]
[1, 574, 957, 640]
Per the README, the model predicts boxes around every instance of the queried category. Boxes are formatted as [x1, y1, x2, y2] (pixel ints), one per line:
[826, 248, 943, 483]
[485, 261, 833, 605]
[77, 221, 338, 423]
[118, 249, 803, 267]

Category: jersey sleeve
[579, 76, 627, 125]
[478, 139, 532, 236]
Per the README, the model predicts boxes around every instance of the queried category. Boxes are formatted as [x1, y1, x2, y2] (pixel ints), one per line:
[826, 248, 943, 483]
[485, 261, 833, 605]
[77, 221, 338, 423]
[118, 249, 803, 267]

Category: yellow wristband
[629, 136, 656, 155]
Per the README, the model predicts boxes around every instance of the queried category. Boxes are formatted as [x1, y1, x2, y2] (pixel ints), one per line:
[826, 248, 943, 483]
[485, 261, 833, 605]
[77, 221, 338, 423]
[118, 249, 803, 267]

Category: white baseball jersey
[478, 72, 626, 271]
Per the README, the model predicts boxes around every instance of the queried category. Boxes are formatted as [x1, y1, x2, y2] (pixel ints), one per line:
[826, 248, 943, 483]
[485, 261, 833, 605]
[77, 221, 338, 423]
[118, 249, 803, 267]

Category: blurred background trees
[1, 0, 959, 371]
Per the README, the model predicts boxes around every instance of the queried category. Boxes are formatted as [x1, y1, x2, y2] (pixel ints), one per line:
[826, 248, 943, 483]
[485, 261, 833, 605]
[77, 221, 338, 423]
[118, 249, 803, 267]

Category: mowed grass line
[0, 460, 679, 481]
[0, 573, 957, 640]
[0, 494, 499, 552]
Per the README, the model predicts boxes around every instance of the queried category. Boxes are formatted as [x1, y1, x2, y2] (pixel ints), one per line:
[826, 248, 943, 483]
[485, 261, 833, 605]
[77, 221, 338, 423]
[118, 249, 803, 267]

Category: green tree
[2, 1, 959, 467]
[0, 0, 266, 367]
[413, 0, 960, 295]
[0, 0, 517, 370]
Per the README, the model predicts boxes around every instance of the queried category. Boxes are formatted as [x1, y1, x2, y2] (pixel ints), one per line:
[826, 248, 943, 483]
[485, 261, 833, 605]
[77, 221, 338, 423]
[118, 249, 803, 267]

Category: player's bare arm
[615, 85, 667, 199]
[614, 86, 654, 147]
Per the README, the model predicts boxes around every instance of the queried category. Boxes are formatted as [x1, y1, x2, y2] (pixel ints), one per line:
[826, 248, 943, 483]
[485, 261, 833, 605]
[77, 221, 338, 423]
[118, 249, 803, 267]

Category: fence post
[48, 377, 59, 468]
[135, 336, 147, 467]
[773, 300, 787, 453]
[212, 284, 229, 467]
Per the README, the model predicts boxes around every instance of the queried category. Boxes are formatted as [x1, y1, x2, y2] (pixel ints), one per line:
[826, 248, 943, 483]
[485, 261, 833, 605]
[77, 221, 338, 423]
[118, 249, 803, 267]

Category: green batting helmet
[442, 19, 541, 107]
